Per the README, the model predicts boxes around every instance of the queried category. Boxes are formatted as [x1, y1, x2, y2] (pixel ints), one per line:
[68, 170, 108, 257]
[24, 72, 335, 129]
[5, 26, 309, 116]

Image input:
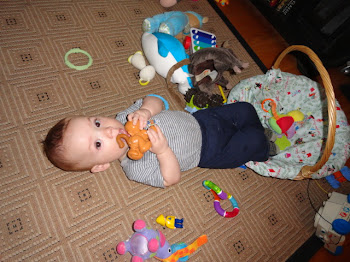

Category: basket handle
[273, 45, 336, 179]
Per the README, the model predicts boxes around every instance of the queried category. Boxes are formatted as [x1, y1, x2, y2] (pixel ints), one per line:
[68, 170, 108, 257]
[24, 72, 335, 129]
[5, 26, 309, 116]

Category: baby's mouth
[118, 128, 130, 137]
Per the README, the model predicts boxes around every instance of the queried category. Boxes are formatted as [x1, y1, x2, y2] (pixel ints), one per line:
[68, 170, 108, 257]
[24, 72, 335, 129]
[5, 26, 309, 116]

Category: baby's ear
[90, 163, 110, 173]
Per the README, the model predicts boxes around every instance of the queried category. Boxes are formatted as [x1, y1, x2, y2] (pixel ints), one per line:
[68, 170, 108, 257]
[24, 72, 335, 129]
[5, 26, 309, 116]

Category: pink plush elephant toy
[116, 220, 172, 261]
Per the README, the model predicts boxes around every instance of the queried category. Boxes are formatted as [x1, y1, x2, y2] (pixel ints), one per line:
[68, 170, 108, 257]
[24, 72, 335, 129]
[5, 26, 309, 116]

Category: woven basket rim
[273, 45, 336, 180]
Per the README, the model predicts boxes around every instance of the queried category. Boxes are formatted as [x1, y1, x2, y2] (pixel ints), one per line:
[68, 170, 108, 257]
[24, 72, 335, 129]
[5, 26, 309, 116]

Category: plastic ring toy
[203, 180, 239, 218]
[139, 79, 150, 86]
[65, 48, 93, 70]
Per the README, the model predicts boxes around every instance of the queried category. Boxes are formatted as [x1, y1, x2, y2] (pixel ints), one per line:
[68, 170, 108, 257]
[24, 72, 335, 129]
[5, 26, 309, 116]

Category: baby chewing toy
[116, 120, 156, 160]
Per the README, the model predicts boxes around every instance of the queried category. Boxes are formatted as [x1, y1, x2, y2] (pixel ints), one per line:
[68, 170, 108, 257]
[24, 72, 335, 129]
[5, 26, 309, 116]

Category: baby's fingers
[127, 113, 134, 121]
[153, 125, 162, 136]
[130, 114, 142, 127]
[132, 115, 141, 126]
[147, 127, 157, 141]
[127, 113, 139, 125]
[138, 119, 148, 130]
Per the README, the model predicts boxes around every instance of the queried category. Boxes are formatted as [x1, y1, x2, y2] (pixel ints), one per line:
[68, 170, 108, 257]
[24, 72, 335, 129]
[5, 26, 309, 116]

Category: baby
[43, 95, 278, 188]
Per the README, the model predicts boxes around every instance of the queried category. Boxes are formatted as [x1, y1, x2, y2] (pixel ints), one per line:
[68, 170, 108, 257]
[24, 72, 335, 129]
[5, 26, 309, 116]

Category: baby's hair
[42, 117, 76, 171]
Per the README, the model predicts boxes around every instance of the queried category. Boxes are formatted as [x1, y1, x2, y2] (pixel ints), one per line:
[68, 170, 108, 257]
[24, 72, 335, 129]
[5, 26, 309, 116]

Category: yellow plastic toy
[156, 214, 184, 229]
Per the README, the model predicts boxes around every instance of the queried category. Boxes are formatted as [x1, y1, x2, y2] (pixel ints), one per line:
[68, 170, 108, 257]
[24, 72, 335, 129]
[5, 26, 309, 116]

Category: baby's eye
[95, 139, 102, 149]
[95, 119, 101, 127]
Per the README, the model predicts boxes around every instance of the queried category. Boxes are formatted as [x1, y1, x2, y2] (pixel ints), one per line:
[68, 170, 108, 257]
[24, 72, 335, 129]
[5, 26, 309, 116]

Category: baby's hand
[127, 109, 151, 129]
[147, 126, 169, 155]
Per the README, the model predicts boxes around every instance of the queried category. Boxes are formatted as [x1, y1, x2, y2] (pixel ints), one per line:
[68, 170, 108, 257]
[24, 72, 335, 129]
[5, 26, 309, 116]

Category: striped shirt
[116, 99, 202, 188]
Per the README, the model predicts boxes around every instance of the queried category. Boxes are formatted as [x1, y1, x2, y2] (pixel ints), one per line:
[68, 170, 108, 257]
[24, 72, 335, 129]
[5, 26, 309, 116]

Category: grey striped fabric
[117, 99, 202, 187]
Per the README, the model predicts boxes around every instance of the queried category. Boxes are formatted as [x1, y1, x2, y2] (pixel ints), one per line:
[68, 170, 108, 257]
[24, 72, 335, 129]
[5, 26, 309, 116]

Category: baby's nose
[104, 127, 116, 138]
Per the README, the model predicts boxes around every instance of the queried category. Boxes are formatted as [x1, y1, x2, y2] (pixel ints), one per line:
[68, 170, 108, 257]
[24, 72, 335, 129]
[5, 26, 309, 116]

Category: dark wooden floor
[218, 0, 350, 120]
[218, 0, 350, 165]
[218, 0, 350, 261]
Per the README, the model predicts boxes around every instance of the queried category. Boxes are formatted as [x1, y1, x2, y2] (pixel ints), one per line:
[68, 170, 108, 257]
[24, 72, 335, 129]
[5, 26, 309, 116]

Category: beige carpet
[1, 0, 349, 261]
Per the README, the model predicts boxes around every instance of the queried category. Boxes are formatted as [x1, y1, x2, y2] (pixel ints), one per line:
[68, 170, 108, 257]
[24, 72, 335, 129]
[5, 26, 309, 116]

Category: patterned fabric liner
[227, 68, 350, 179]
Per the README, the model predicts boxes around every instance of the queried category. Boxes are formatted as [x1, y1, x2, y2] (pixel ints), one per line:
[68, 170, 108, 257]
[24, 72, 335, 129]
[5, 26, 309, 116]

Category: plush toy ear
[90, 163, 110, 173]
[159, 230, 166, 247]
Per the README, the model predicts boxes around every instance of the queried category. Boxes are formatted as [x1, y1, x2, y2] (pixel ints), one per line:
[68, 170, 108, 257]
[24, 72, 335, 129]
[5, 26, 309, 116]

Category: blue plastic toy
[325, 166, 350, 188]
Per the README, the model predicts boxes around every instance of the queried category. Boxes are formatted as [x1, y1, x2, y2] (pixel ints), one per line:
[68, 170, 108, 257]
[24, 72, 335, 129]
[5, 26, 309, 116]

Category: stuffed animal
[116, 120, 156, 160]
[188, 46, 249, 93]
[168, 45, 249, 95]
[142, 11, 208, 40]
[156, 235, 208, 262]
[261, 98, 305, 139]
[116, 219, 208, 262]
[128, 51, 156, 86]
[184, 87, 224, 113]
[142, 32, 193, 94]
[116, 219, 172, 261]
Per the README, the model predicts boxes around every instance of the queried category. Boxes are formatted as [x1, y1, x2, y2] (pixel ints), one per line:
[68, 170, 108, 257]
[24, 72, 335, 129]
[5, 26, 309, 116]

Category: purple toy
[116, 219, 172, 262]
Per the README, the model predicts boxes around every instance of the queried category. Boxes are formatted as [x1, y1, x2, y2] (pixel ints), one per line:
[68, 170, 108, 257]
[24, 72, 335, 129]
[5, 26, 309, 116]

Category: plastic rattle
[202, 180, 239, 218]
[116, 120, 156, 160]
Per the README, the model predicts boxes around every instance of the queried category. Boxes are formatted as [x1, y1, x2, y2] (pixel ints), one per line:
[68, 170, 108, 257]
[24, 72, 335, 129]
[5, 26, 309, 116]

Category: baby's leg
[195, 103, 269, 168]
[217, 102, 264, 131]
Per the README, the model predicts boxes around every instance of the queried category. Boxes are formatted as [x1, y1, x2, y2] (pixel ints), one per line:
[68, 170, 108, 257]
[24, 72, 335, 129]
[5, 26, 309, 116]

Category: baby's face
[63, 116, 128, 171]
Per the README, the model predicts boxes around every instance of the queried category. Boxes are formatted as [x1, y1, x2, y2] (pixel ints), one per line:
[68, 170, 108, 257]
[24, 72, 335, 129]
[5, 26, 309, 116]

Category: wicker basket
[273, 45, 337, 180]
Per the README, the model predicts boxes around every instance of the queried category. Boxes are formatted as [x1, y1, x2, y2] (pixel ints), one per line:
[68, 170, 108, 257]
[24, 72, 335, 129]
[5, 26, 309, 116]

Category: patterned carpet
[1, 0, 349, 261]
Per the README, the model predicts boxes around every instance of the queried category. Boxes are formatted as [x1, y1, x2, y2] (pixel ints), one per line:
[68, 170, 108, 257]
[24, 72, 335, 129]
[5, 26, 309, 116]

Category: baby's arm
[147, 126, 181, 187]
[128, 95, 165, 129]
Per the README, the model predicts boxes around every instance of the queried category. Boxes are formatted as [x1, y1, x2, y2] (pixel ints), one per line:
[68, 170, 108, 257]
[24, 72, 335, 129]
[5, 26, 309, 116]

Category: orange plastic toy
[116, 121, 156, 160]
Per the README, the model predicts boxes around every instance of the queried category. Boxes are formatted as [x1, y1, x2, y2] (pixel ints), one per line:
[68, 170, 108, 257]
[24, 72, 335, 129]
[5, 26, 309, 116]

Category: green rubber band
[64, 48, 93, 70]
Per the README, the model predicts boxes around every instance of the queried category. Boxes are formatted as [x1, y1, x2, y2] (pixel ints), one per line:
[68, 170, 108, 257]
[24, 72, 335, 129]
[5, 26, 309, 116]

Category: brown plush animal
[166, 45, 249, 96]
[188, 46, 249, 94]
[116, 121, 156, 160]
